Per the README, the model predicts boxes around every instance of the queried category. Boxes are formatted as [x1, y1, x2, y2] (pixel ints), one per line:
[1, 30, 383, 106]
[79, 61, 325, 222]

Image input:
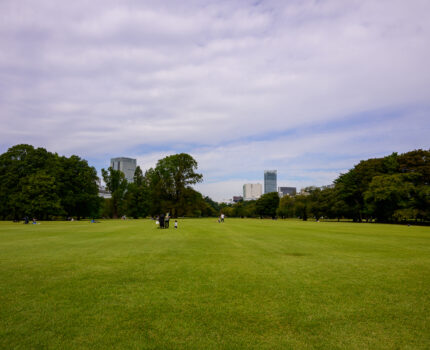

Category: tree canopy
[1, 145, 428, 223]
[0, 144, 100, 220]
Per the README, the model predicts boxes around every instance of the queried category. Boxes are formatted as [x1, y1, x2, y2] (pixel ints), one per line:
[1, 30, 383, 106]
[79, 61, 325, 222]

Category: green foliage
[101, 167, 128, 218]
[277, 195, 296, 218]
[293, 194, 309, 221]
[255, 192, 280, 217]
[144, 153, 203, 217]
[57, 155, 101, 219]
[364, 174, 416, 222]
[204, 196, 220, 215]
[19, 171, 64, 220]
[124, 166, 150, 219]
[334, 149, 430, 222]
[0, 144, 100, 220]
[2, 145, 427, 223]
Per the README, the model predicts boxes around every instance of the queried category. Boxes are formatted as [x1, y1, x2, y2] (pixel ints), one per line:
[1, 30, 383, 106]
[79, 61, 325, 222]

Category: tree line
[222, 150, 430, 223]
[0, 145, 428, 222]
[0, 144, 100, 220]
[100, 153, 219, 218]
[0, 145, 218, 220]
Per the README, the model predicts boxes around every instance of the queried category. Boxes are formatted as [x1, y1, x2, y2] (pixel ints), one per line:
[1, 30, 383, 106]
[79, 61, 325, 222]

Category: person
[159, 213, 165, 229]
[32, 218, 37, 224]
[165, 213, 170, 228]
[24, 216, 29, 224]
[174, 220, 178, 229]
[221, 213, 225, 223]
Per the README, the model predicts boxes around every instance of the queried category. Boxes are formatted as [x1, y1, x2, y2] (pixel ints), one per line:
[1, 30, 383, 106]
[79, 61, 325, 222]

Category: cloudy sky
[1, 0, 429, 201]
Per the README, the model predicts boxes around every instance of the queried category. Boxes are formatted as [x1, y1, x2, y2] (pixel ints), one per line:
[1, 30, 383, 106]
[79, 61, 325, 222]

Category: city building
[96, 179, 111, 198]
[233, 196, 243, 203]
[278, 186, 297, 197]
[299, 186, 317, 196]
[110, 157, 137, 183]
[243, 183, 262, 201]
[264, 170, 277, 194]
[98, 186, 112, 199]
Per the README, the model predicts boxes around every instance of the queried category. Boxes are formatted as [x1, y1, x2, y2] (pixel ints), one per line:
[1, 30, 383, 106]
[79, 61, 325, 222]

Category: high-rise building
[110, 157, 137, 183]
[278, 186, 297, 197]
[264, 170, 277, 194]
[243, 183, 262, 201]
[233, 196, 243, 203]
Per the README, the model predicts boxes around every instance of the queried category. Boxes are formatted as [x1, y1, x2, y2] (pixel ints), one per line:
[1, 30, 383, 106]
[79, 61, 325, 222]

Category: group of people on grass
[23, 216, 37, 224]
[157, 213, 178, 229]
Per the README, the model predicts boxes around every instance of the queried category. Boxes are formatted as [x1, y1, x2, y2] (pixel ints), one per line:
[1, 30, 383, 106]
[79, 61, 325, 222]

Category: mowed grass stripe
[0, 219, 429, 349]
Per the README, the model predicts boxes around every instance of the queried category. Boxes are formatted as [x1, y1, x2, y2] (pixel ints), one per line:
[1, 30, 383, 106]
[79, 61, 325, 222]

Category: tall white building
[243, 183, 262, 201]
[110, 157, 137, 183]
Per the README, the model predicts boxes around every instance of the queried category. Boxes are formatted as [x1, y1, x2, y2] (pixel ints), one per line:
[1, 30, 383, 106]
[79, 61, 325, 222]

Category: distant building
[233, 196, 243, 203]
[98, 187, 112, 199]
[243, 183, 262, 201]
[264, 170, 277, 194]
[278, 187, 297, 197]
[320, 184, 335, 190]
[110, 157, 137, 183]
[97, 178, 111, 198]
[299, 186, 317, 196]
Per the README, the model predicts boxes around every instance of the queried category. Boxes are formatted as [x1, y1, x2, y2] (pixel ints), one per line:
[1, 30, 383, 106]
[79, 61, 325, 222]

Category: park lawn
[0, 219, 429, 350]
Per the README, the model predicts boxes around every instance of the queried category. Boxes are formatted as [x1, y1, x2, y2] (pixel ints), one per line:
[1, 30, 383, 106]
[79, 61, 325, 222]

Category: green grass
[0, 219, 429, 349]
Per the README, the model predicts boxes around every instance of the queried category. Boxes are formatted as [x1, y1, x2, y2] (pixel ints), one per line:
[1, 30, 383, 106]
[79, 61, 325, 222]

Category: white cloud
[0, 0, 429, 201]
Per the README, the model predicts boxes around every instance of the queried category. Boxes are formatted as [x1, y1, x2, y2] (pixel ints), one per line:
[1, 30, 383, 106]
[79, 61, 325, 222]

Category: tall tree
[101, 167, 128, 218]
[364, 174, 416, 222]
[125, 166, 150, 218]
[19, 171, 64, 220]
[147, 153, 203, 217]
[57, 155, 100, 219]
[277, 195, 295, 218]
[294, 194, 309, 221]
[255, 192, 280, 218]
[0, 144, 100, 220]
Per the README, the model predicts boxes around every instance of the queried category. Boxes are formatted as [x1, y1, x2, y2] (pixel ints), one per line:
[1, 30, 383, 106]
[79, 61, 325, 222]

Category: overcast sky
[1, 0, 429, 201]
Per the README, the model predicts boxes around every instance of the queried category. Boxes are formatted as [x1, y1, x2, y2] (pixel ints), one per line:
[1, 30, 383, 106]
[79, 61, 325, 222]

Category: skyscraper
[110, 157, 137, 183]
[264, 170, 277, 194]
[278, 186, 296, 197]
[243, 183, 262, 201]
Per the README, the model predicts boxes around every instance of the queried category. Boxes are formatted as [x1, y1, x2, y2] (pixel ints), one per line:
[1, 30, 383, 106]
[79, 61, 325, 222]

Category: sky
[1, 0, 429, 202]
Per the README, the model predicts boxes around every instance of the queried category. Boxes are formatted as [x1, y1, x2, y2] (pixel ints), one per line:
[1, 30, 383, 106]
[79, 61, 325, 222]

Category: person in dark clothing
[165, 213, 170, 228]
[159, 213, 165, 229]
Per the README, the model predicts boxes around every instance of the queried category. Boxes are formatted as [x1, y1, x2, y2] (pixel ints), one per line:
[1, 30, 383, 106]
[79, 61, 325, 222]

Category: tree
[57, 155, 100, 219]
[145, 153, 203, 217]
[101, 167, 128, 218]
[364, 174, 415, 222]
[294, 194, 309, 221]
[255, 192, 280, 218]
[19, 171, 64, 220]
[277, 195, 295, 218]
[124, 166, 150, 219]
[204, 196, 220, 215]
[0, 144, 100, 220]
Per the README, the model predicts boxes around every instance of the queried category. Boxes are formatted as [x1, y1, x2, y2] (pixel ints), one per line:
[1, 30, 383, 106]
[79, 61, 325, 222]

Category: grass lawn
[0, 218, 429, 349]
